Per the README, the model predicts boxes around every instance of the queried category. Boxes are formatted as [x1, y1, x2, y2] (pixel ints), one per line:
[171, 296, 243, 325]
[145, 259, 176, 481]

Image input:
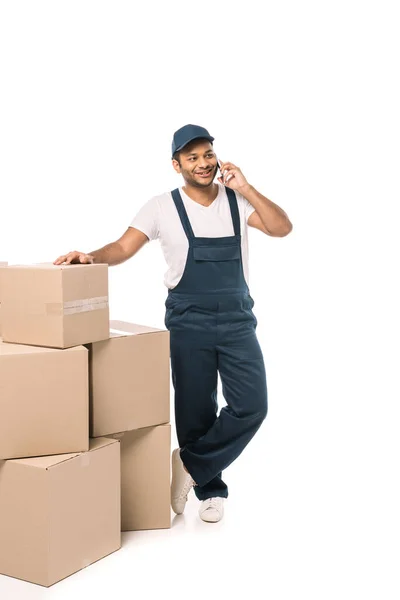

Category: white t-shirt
[130, 182, 256, 290]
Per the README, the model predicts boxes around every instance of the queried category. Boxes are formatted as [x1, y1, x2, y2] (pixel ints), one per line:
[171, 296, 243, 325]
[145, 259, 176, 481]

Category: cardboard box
[0, 263, 109, 348]
[88, 320, 170, 437]
[0, 437, 121, 587]
[0, 339, 89, 460]
[109, 424, 171, 531]
[0, 261, 8, 336]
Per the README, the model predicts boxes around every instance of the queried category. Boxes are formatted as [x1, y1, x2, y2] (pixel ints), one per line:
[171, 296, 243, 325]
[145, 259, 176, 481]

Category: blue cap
[171, 124, 214, 158]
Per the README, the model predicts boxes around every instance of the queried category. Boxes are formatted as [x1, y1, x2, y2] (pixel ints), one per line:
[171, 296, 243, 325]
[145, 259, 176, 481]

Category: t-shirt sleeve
[129, 196, 160, 241]
[237, 191, 256, 222]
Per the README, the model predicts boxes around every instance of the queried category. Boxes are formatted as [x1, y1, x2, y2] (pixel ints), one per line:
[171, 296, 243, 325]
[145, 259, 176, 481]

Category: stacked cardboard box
[0, 263, 109, 348]
[0, 340, 89, 459]
[0, 263, 171, 587]
[88, 320, 171, 531]
[0, 438, 121, 587]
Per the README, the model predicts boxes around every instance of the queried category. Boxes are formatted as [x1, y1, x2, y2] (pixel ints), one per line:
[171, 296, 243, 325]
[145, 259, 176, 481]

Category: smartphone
[217, 159, 224, 183]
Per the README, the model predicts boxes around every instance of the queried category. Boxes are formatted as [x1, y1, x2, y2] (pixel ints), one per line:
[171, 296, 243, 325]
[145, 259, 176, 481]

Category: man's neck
[182, 182, 219, 207]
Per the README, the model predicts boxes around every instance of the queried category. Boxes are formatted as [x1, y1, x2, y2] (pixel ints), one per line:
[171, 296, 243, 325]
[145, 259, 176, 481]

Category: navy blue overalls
[165, 186, 268, 500]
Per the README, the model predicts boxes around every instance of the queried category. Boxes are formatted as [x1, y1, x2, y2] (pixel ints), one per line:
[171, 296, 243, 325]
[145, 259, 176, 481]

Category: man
[54, 124, 292, 523]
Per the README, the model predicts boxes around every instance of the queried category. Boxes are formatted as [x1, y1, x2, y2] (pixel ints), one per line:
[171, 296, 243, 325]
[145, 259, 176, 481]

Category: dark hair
[172, 137, 213, 165]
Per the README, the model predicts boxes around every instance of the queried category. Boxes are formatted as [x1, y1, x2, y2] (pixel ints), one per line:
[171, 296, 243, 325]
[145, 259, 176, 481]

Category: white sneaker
[199, 497, 225, 522]
[171, 448, 196, 515]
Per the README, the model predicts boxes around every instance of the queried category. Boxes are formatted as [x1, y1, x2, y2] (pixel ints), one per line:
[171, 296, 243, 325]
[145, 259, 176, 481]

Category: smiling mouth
[195, 168, 214, 178]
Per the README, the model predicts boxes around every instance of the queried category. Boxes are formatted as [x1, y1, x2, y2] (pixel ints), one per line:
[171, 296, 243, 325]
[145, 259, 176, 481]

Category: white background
[1, 1, 399, 598]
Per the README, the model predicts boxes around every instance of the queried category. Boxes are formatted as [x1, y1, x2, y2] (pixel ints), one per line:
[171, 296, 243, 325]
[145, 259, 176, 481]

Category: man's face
[172, 140, 218, 188]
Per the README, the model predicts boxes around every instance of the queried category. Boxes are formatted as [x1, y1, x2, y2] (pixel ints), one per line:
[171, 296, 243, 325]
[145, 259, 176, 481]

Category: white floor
[1, 402, 399, 600]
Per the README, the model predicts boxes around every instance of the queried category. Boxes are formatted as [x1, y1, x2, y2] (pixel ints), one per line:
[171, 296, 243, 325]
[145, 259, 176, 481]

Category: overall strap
[171, 188, 195, 240]
[225, 187, 241, 236]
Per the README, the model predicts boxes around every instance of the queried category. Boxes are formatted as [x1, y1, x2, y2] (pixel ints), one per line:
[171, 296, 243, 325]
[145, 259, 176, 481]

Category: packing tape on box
[63, 296, 109, 315]
[45, 296, 109, 316]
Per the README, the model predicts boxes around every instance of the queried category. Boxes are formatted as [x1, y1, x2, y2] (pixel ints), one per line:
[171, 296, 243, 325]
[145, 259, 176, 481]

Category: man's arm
[53, 227, 149, 265]
[244, 186, 292, 237]
[218, 160, 293, 237]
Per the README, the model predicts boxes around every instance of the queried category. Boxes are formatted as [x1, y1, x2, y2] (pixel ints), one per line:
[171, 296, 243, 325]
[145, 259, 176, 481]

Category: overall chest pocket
[193, 245, 241, 262]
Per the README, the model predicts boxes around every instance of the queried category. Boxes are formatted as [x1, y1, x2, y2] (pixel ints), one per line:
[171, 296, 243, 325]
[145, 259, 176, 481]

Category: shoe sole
[199, 512, 223, 523]
[171, 448, 185, 515]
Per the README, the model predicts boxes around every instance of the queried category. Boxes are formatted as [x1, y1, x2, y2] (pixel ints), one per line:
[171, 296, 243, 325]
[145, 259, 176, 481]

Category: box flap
[10, 451, 82, 469]
[88, 437, 119, 452]
[4, 262, 108, 271]
[8, 439, 117, 470]
[0, 340, 87, 357]
[109, 320, 164, 337]
[106, 423, 170, 439]
[0, 340, 62, 356]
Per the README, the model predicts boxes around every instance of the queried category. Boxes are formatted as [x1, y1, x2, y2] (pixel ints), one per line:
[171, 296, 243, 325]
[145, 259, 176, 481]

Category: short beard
[181, 165, 218, 189]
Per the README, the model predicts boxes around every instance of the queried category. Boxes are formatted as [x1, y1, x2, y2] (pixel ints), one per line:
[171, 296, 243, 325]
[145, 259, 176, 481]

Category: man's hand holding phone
[217, 159, 250, 192]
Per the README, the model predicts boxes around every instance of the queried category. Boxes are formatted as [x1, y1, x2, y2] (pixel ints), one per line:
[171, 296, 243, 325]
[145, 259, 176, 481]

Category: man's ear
[172, 159, 181, 174]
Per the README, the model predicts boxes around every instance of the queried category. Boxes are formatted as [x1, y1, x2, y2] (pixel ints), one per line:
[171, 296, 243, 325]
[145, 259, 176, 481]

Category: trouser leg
[180, 329, 268, 488]
[170, 331, 228, 499]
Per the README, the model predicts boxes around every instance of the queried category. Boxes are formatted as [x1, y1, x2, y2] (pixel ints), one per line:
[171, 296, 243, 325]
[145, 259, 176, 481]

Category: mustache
[194, 165, 218, 173]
